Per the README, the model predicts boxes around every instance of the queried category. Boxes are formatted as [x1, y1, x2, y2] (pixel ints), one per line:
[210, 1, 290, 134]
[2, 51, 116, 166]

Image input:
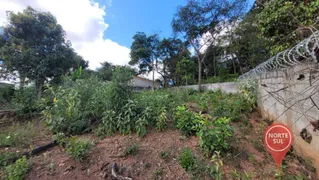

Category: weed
[0, 152, 20, 169]
[48, 162, 55, 175]
[159, 151, 170, 160]
[4, 156, 30, 180]
[156, 110, 168, 132]
[238, 118, 253, 135]
[243, 171, 253, 180]
[248, 155, 256, 163]
[175, 106, 205, 136]
[135, 107, 151, 137]
[230, 169, 241, 179]
[117, 100, 138, 135]
[0, 121, 39, 147]
[124, 143, 139, 156]
[198, 117, 234, 157]
[152, 167, 163, 180]
[179, 148, 195, 171]
[43, 87, 87, 135]
[52, 132, 67, 146]
[144, 162, 151, 169]
[118, 166, 125, 175]
[96, 110, 117, 137]
[251, 139, 265, 152]
[65, 137, 94, 161]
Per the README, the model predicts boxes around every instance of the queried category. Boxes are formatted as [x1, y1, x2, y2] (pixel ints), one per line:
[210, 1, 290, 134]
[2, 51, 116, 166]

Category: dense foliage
[4, 156, 30, 180]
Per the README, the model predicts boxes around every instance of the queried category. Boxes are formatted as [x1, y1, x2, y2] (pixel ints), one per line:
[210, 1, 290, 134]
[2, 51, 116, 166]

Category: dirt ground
[1, 111, 318, 180]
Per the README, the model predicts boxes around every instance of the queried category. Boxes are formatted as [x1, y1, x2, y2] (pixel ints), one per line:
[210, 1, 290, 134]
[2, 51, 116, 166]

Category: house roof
[134, 76, 156, 83]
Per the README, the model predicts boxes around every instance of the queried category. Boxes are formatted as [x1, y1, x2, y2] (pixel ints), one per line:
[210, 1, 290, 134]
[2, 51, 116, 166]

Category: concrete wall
[258, 63, 319, 174]
[173, 82, 237, 93]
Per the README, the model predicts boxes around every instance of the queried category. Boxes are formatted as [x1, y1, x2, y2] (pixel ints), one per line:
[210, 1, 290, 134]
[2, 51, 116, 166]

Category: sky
[0, 0, 255, 76]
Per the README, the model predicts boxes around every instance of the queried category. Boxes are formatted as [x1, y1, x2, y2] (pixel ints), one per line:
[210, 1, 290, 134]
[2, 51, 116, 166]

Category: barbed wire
[239, 30, 319, 79]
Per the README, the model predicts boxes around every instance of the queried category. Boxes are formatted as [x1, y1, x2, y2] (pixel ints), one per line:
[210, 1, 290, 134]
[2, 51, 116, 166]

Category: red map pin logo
[264, 123, 294, 169]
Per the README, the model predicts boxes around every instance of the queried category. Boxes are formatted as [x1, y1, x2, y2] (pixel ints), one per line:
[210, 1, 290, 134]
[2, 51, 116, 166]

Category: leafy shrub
[86, 84, 111, 119]
[12, 86, 39, 116]
[65, 137, 94, 161]
[0, 84, 14, 105]
[135, 107, 151, 137]
[0, 152, 20, 168]
[179, 148, 195, 171]
[108, 66, 134, 112]
[156, 110, 168, 131]
[117, 100, 138, 135]
[52, 132, 67, 146]
[237, 79, 258, 109]
[43, 69, 133, 135]
[136, 91, 170, 125]
[43, 88, 87, 135]
[95, 110, 117, 137]
[175, 106, 205, 136]
[198, 117, 234, 157]
[208, 90, 253, 121]
[5, 156, 30, 180]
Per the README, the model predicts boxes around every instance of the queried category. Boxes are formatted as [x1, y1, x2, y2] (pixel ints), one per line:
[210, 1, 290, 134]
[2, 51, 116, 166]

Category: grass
[124, 143, 139, 156]
[152, 167, 163, 180]
[0, 152, 21, 169]
[0, 121, 39, 148]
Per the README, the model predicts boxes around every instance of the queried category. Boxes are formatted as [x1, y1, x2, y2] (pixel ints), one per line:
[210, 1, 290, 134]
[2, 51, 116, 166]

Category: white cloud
[0, 0, 131, 70]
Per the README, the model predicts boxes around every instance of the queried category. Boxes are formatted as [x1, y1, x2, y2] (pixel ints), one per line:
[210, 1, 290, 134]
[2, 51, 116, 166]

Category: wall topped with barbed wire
[239, 31, 319, 175]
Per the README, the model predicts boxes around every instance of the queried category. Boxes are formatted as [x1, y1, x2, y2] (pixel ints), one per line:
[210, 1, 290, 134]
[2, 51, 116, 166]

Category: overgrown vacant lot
[0, 69, 317, 179]
[0, 110, 316, 180]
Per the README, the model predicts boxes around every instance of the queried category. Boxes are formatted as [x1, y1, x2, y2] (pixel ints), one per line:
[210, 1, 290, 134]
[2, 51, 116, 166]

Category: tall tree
[172, 0, 246, 91]
[256, 0, 319, 55]
[96, 61, 115, 81]
[129, 32, 160, 89]
[158, 38, 186, 87]
[0, 6, 79, 98]
[176, 57, 196, 86]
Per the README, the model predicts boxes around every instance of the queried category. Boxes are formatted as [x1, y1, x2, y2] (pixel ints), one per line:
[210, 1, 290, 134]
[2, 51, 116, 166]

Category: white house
[131, 76, 161, 89]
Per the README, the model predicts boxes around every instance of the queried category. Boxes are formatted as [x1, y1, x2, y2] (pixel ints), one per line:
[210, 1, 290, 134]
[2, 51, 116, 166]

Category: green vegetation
[179, 148, 195, 171]
[152, 167, 163, 180]
[65, 137, 94, 162]
[0, 122, 38, 148]
[198, 117, 234, 157]
[124, 143, 139, 156]
[4, 156, 30, 180]
[159, 151, 170, 160]
[179, 148, 223, 179]
[0, 152, 20, 169]
[175, 106, 205, 136]
[0, 0, 316, 178]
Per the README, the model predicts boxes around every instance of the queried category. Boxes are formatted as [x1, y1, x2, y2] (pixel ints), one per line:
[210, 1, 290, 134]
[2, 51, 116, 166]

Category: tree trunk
[19, 75, 25, 90]
[232, 57, 236, 74]
[152, 65, 155, 91]
[35, 78, 44, 100]
[198, 59, 202, 92]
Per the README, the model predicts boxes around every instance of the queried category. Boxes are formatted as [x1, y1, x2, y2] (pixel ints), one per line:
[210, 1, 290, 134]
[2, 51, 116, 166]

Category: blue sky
[99, 0, 255, 48]
[99, 0, 188, 47]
